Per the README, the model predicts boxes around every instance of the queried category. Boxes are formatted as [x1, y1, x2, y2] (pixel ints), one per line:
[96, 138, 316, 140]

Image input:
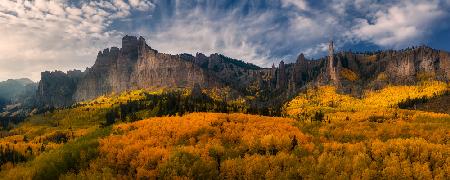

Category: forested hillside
[0, 81, 448, 179]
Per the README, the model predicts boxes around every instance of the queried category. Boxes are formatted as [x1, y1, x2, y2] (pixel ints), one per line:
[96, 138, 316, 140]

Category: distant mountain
[34, 36, 450, 109]
[0, 78, 36, 103]
[0, 78, 38, 124]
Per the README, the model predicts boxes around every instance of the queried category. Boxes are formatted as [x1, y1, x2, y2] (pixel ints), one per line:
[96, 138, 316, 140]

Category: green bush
[0, 127, 111, 180]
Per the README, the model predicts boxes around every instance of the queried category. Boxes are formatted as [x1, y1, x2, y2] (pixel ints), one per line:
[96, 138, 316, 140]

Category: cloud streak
[0, 0, 449, 81]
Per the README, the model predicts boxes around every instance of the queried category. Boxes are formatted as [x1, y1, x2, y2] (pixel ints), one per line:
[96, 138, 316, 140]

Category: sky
[0, 0, 449, 81]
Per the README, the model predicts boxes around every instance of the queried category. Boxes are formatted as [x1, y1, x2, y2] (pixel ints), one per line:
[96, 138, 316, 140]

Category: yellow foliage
[340, 68, 359, 82]
[363, 81, 447, 108]
[285, 81, 448, 117]
[98, 113, 308, 179]
[78, 89, 160, 109]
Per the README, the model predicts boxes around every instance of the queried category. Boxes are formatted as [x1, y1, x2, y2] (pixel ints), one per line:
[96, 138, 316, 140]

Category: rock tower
[276, 61, 287, 89]
[327, 41, 338, 83]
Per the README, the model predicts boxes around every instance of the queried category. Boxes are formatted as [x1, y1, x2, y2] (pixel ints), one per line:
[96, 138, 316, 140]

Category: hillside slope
[0, 82, 449, 179]
[1, 110, 449, 179]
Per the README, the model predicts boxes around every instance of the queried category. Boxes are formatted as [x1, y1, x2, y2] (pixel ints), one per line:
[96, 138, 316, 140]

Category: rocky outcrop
[439, 51, 450, 80]
[35, 35, 450, 108]
[323, 46, 450, 94]
[73, 47, 119, 101]
[37, 70, 84, 107]
[327, 41, 339, 84]
[39, 36, 255, 107]
[294, 53, 305, 83]
[276, 61, 286, 89]
[74, 36, 220, 102]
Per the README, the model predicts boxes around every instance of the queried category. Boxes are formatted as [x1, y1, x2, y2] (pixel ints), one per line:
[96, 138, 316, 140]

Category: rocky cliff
[37, 70, 84, 107]
[38, 35, 261, 107]
[35, 36, 450, 108]
[329, 46, 450, 92]
[73, 36, 228, 102]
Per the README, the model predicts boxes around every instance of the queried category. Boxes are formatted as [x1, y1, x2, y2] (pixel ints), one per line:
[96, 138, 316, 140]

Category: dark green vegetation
[0, 127, 111, 179]
[216, 54, 261, 70]
[102, 90, 246, 125]
[0, 145, 27, 167]
[102, 89, 281, 126]
[398, 91, 450, 114]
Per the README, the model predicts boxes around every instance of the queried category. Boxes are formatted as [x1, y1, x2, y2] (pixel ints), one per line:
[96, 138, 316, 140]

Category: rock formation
[72, 36, 225, 102]
[327, 41, 339, 84]
[37, 70, 83, 107]
[34, 35, 450, 108]
[338, 46, 448, 83]
[276, 61, 287, 89]
[37, 36, 264, 107]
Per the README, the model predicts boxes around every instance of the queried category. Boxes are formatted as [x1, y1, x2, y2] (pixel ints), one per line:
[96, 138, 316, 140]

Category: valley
[0, 35, 449, 179]
[0, 80, 448, 179]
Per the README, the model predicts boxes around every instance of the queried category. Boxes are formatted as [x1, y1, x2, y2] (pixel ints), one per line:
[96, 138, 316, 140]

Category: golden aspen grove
[0, 80, 448, 179]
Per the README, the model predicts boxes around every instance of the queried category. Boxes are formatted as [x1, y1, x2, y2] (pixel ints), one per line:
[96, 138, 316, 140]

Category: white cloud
[47, 1, 65, 16]
[349, 0, 446, 47]
[81, 4, 97, 15]
[139, 1, 343, 66]
[289, 15, 330, 41]
[0, 0, 153, 81]
[114, 0, 131, 11]
[303, 43, 329, 57]
[0, 0, 449, 81]
[66, 6, 82, 16]
[129, 0, 155, 11]
[281, 0, 308, 11]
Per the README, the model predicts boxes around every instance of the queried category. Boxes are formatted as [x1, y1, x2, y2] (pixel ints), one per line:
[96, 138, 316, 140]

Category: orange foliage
[98, 113, 308, 179]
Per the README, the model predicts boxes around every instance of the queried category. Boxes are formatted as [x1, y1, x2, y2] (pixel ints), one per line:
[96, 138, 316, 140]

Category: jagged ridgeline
[36, 35, 270, 109]
[36, 35, 450, 112]
[0, 79, 38, 127]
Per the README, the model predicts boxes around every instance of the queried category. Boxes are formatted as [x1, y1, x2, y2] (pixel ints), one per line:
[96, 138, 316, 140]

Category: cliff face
[276, 61, 286, 89]
[331, 46, 450, 85]
[73, 36, 219, 102]
[385, 47, 450, 82]
[37, 70, 84, 107]
[35, 36, 450, 108]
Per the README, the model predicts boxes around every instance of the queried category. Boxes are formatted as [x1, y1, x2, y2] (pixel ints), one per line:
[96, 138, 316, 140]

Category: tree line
[103, 90, 279, 126]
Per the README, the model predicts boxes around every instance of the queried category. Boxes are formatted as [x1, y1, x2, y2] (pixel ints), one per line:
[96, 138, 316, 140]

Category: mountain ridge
[30, 35, 450, 109]
[0, 78, 37, 105]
